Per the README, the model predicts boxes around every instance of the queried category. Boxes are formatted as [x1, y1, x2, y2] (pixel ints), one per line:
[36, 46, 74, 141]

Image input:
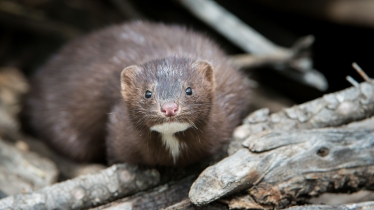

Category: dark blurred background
[1, 0, 373, 104]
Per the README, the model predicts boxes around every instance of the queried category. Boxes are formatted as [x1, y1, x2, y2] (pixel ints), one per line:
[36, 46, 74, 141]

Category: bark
[93, 176, 195, 210]
[190, 128, 374, 208]
[0, 164, 160, 210]
[310, 191, 374, 205]
[163, 199, 227, 210]
[231, 81, 374, 154]
[189, 81, 374, 209]
[285, 201, 374, 210]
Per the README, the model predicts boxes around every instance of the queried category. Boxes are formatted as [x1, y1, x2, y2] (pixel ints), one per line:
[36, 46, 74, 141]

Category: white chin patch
[150, 122, 191, 163]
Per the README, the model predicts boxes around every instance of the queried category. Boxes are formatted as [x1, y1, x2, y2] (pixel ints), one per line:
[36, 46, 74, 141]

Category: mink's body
[25, 22, 251, 166]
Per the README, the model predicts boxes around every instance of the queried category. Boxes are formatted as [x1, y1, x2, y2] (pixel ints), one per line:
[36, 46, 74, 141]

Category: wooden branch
[94, 176, 195, 210]
[163, 199, 227, 210]
[310, 190, 374, 205]
[188, 80, 374, 208]
[179, 0, 287, 55]
[189, 128, 374, 208]
[285, 201, 374, 210]
[89, 148, 226, 209]
[178, 0, 327, 91]
[0, 135, 224, 209]
[230, 81, 374, 154]
[0, 164, 160, 209]
[229, 35, 314, 69]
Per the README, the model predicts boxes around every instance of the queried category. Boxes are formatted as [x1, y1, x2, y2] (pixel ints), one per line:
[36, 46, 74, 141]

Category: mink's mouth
[147, 113, 191, 126]
[166, 117, 176, 123]
[161, 116, 187, 124]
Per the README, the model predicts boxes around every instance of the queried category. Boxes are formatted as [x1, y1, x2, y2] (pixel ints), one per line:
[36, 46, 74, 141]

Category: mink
[24, 21, 251, 166]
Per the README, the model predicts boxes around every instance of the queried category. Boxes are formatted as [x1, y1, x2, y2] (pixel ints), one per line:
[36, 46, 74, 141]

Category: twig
[0, 164, 160, 209]
[346, 75, 360, 87]
[352, 62, 372, 82]
[179, 0, 287, 55]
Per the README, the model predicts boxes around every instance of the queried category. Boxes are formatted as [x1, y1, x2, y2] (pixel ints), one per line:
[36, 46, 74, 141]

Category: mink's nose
[161, 102, 178, 117]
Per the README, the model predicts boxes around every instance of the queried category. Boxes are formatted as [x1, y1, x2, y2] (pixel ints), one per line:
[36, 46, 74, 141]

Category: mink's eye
[145, 90, 152, 99]
[185, 87, 193, 95]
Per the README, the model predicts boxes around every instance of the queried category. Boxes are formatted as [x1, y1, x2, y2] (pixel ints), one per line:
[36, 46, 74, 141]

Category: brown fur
[24, 21, 251, 166]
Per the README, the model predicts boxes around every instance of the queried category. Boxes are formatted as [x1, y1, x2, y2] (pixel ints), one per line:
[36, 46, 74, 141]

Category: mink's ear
[121, 65, 142, 100]
[192, 60, 215, 86]
[121, 65, 141, 91]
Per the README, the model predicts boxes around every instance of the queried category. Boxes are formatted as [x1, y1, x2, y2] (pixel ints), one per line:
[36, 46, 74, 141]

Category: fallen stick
[231, 80, 374, 154]
[163, 199, 227, 210]
[0, 164, 160, 210]
[94, 176, 195, 210]
[190, 128, 374, 208]
[179, 0, 286, 55]
[189, 78, 374, 208]
[285, 201, 374, 210]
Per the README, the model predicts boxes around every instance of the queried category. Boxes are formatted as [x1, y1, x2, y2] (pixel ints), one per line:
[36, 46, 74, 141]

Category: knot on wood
[317, 147, 329, 157]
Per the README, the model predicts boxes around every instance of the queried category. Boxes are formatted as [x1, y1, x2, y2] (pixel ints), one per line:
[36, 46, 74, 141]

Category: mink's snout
[161, 102, 179, 117]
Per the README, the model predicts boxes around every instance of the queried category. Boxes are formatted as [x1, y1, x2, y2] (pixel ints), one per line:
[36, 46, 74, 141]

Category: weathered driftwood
[188, 80, 374, 208]
[179, 0, 286, 55]
[0, 142, 225, 209]
[230, 80, 374, 154]
[0, 139, 58, 197]
[310, 190, 374, 205]
[163, 199, 227, 210]
[0, 164, 160, 210]
[93, 176, 195, 210]
[285, 201, 374, 210]
[178, 0, 327, 91]
[189, 128, 374, 208]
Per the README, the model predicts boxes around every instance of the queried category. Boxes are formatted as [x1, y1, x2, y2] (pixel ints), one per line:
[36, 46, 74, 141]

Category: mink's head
[120, 57, 215, 130]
